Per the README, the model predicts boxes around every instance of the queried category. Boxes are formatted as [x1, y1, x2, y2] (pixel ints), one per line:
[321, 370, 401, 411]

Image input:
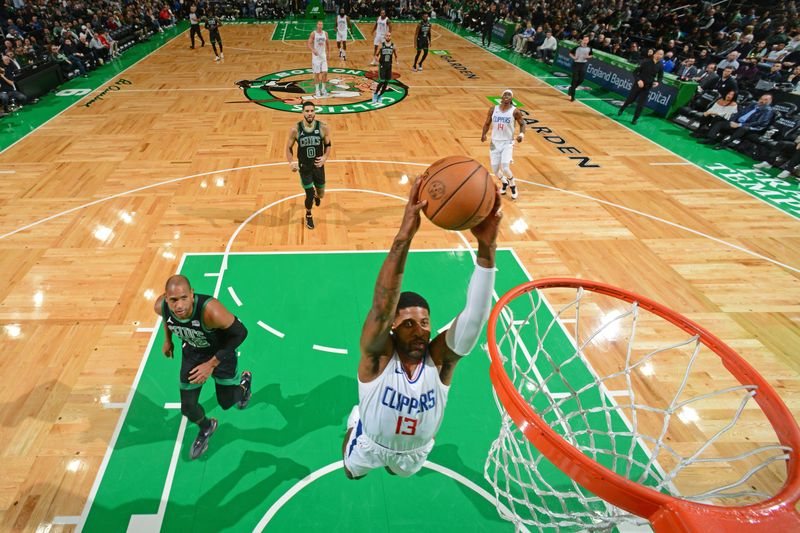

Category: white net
[484, 284, 793, 532]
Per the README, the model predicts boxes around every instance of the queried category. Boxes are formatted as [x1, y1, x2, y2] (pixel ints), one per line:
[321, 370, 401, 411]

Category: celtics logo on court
[237, 67, 408, 114]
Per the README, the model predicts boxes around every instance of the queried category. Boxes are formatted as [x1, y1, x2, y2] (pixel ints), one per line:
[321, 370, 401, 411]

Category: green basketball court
[271, 16, 365, 42]
[79, 249, 656, 531]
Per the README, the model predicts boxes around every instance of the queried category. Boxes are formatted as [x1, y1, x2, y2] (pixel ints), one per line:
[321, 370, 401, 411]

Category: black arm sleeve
[215, 317, 248, 363]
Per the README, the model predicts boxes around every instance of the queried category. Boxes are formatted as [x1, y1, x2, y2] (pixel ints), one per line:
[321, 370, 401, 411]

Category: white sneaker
[510, 186, 518, 200]
[369, 59, 376, 66]
[215, 55, 220, 61]
[411, 66, 417, 72]
[753, 161, 772, 169]
[321, 90, 329, 97]
[418, 66, 423, 71]
[500, 177, 509, 195]
[342, 53, 346, 61]
[315, 92, 321, 98]
[220, 53, 224, 59]
[778, 170, 791, 179]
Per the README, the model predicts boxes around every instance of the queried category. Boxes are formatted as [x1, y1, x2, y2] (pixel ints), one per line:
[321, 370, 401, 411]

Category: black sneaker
[500, 179, 509, 195]
[314, 195, 320, 207]
[190, 418, 218, 460]
[305, 213, 314, 229]
[238, 371, 252, 409]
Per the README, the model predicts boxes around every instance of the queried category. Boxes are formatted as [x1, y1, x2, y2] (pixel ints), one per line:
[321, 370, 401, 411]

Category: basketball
[418, 156, 495, 231]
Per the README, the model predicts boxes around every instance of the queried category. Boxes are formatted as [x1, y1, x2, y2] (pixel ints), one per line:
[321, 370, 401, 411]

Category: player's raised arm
[359, 176, 427, 379]
[430, 189, 501, 385]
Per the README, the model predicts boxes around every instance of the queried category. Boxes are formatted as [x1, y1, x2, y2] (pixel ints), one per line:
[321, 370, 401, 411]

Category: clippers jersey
[491, 104, 516, 142]
[312, 29, 327, 58]
[376, 16, 389, 37]
[162, 294, 223, 357]
[358, 351, 450, 451]
[337, 15, 348, 35]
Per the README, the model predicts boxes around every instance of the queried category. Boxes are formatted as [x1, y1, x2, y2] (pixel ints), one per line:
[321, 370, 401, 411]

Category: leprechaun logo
[235, 67, 408, 114]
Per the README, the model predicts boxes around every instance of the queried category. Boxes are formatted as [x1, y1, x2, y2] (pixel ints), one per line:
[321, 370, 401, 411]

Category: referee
[568, 36, 592, 102]
[188, 5, 205, 49]
[617, 49, 664, 125]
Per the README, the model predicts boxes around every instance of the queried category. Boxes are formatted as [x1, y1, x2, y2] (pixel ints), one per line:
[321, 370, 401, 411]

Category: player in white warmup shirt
[335, 8, 352, 60]
[342, 175, 502, 479]
[481, 89, 526, 199]
[307, 20, 330, 98]
[370, 9, 391, 65]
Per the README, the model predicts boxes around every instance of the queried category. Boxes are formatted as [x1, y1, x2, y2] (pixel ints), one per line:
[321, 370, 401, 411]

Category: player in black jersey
[285, 101, 331, 229]
[154, 275, 253, 460]
[373, 32, 397, 104]
[204, 9, 223, 61]
[412, 12, 431, 72]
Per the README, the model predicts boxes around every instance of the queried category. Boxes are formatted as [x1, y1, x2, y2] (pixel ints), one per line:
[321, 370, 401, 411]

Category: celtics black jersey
[163, 293, 223, 356]
[417, 21, 431, 46]
[205, 16, 220, 32]
[379, 41, 395, 67]
[297, 120, 323, 168]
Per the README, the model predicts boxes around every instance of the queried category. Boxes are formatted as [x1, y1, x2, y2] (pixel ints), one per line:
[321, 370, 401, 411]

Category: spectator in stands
[675, 57, 698, 80]
[626, 42, 642, 63]
[661, 50, 676, 73]
[513, 21, 534, 54]
[786, 66, 800, 88]
[759, 43, 789, 68]
[711, 66, 738, 96]
[761, 63, 787, 83]
[735, 34, 756, 58]
[695, 49, 711, 68]
[690, 90, 738, 138]
[0, 55, 29, 116]
[699, 93, 774, 150]
[717, 51, 740, 73]
[754, 134, 800, 180]
[537, 29, 557, 64]
[747, 40, 769, 61]
[767, 25, 789, 46]
[736, 57, 761, 88]
[50, 43, 86, 77]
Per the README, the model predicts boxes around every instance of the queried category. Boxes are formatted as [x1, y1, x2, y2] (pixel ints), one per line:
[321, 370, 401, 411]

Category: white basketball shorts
[344, 416, 434, 478]
[312, 55, 328, 74]
[489, 139, 514, 168]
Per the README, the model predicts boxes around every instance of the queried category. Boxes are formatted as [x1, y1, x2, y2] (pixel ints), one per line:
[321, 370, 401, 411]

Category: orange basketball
[418, 156, 495, 231]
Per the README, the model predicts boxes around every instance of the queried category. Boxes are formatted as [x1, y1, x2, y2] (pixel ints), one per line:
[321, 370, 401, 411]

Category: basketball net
[484, 279, 800, 532]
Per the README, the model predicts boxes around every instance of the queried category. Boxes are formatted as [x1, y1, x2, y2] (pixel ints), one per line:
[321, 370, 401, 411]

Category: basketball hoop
[484, 278, 800, 531]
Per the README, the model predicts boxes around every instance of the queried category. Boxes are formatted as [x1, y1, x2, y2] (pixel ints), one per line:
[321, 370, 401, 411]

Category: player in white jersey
[335, 8, 351, 60]
[342, 175, 502, 479]
[307, 20, 330, 98]
[481, 89, 526, 199]
[370, 9, 391, 65]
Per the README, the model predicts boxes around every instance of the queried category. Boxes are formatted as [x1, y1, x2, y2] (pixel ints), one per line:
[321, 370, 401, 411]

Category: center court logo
[241, 67, 408, 114]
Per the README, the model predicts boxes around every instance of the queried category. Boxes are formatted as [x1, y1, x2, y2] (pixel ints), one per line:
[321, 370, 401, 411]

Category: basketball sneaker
[342, 53, 347, 61]
[418, 66, 423, 71]
[510, 186, 518, 200]
[315, 91, 321, 99]
[500, 177, 509, 195]
[412, 66, 417, 72]
[190, 418, 218, 460]
[215, 55, 220, 61]
[238, 371, 252, 409]
[305, 213, 315, 229]
[322, 89, 329, 97]
[220, 53, 224, 59]
[370, 59, 376, 66]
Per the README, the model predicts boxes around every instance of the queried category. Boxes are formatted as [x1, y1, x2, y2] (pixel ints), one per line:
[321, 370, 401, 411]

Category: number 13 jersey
[358, 350, 450, 451]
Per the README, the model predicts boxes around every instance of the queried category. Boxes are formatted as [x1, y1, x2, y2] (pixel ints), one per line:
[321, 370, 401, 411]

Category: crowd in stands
[2, 0, 799, 178]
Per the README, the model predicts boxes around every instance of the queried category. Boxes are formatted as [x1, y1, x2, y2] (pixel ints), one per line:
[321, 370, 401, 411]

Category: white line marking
[254, 461, 530, 532]
[560, 318, 577, 324]
[227, 286, 242, 307]
[203, 272, 220, 277]
[126, 416, 187, 533]
[1, 27, 187, 157]
[135, 327, 155, 333]
[0, 170, 16, 174]
[312, 344, 348, 355]
[163, 402, 181, 409]
[649, 162, 693, 166]
[0, 160, 429, 241]
[608, 390, 631, 397]
[257, 320, 285, 339]
[515, 178, 800, 274]
[76, 255, 188, 532]
[185, 247, 482, 256]
[102, 403, 127, 409]
[53, 516, 80, 525]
